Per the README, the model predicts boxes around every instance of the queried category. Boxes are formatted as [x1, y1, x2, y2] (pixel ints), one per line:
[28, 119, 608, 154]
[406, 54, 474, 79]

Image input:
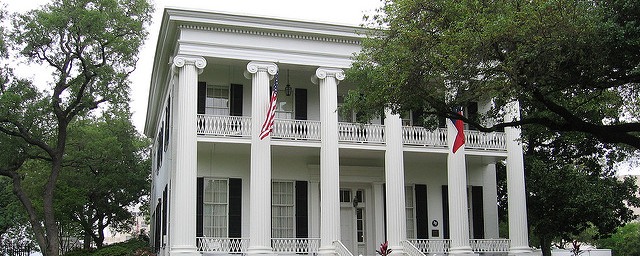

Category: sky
[2, 0, 382, 132]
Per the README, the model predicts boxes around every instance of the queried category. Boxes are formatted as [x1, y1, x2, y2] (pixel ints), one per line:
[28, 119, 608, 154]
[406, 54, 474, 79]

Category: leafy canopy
[346, 0, 640, 148]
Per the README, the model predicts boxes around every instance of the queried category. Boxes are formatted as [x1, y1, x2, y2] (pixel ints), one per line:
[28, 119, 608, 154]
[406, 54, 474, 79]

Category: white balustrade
[272, 119, 321, 141]
[402, 127, 448, 147]
[469, 239, 510, 252]
[196, 237, 248, 253]
[407, 239, 451, 254]
[465, 130, 506, 150]
[338, 122, 385, 143]
[197, 115, 251, 136]
[195, 115, 506, 150]
[272, 238, 320, 254]
[333, 240, 354, 256]
[401, 240, 426, 256]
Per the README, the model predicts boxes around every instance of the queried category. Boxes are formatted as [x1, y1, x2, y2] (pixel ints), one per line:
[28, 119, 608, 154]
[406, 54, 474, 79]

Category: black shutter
[467, 102, 479, 130]
[295, 181, 308, 238]
[162, 185, 168, 236]
[382, 184, 387, 240]
[295, 88, 307, 120]
[415, 184, 429, 239]
[154, 203, 161, 251]
[230, 84, 243, 116]
[196, 178, 204, 240]
[472, 186, 485, 239]
[441, 186, 449, 239]
[197, 82, 206, 114]
[228, 178, 242, 238]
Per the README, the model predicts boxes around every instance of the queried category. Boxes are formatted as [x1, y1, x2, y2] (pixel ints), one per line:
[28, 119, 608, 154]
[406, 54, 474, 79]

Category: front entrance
[339, 186, 368, 256]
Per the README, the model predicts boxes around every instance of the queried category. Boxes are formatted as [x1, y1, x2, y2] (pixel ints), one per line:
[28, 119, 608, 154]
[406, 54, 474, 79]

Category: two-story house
[145, 8, 532, 256]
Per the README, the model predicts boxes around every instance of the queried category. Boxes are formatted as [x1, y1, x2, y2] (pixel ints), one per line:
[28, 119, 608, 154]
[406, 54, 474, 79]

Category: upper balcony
[197, 114, 506, 152]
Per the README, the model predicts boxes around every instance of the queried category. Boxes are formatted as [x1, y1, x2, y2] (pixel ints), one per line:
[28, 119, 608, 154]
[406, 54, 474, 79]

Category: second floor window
[206, 85, 230, 116]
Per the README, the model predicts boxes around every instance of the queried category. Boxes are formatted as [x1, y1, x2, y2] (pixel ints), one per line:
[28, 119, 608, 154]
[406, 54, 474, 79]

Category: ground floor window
[204, 178, 228, 237]
[272, 181, 295, 238]
[406, 185, 416, 239]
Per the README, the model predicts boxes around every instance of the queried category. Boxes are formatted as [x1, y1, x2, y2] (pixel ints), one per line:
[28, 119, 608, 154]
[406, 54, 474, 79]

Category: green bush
[92, 245, 129, 256]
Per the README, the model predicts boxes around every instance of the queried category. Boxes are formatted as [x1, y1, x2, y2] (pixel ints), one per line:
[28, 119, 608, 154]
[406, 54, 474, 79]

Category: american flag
[450, 108, 465, 153]
[259, 73, 278, 140]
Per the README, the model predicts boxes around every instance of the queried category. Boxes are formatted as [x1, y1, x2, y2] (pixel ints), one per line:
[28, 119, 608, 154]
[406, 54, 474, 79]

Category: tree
[59, 111, 150, 248]
[0, 1, 152, 255]
[496, 125, 640, 256]
[596, 222, 640, 256]
[345, 0, 640, 149]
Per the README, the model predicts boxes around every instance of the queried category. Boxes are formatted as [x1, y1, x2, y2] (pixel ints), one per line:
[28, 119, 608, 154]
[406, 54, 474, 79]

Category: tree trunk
[540, 235, 552, 256]
[2, 168, 48, 256]
[83, 229, 92, 250]
[42, 156, 63, 256]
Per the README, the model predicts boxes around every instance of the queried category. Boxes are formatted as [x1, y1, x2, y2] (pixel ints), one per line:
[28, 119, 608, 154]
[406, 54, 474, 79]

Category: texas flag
[449, 109, 465, 154]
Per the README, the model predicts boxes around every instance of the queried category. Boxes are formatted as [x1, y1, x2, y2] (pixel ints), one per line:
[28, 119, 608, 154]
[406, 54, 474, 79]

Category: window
[204, 179, 228, 237]
[356, 208, 365, 243]
[206, 85, 230, 115]
[405, 186, 416, 239]
[339, 189, 352, 203]
[272, 181, 295, 238]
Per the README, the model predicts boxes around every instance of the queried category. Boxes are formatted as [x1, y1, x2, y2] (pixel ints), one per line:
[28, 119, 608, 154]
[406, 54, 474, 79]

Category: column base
[449, 246, 476, 255]
[247, 246, 274, 255]
[169, 245, 199, 256]
[318, 246, 337, 256]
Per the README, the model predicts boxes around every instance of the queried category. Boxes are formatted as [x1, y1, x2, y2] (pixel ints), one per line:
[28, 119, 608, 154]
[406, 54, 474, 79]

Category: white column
[482, 163, 499, 239]
[170, 55, 206, 256]
[245, 61, 278, 255]
[504, 101, 531, 255]
[446, 118, 473, 255]
[312, 67, 343, 255]
[383, 110, 406, 255]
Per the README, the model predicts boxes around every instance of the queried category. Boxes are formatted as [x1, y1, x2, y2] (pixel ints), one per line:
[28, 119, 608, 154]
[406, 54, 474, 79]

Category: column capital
[172, 55, 207, 74]
[245, 61, 278, 77]
[311, 67, 345, 85]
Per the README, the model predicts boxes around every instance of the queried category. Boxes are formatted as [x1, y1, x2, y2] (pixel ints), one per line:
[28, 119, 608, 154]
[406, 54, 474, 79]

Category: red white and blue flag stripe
[450, 108, 465, 153]
[259, 73, 278, 140]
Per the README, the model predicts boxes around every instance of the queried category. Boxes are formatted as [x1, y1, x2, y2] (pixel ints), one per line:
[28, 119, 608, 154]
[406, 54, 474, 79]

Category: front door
[339, 187, 367, 256]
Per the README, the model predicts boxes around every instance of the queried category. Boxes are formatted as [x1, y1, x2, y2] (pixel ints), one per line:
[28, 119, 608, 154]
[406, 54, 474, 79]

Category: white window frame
[405, 185, 416, 239]
[272, 181, 295, 238]
[203, 178, 228, 238]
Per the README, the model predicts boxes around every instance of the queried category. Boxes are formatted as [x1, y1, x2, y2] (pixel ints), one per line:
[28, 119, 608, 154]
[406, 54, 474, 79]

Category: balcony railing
[272, 238, 320, 254]
[196, 115, 506, 150]
[470, 238, 510, 252]
[196, 237, 248, 253]
[408, 239, 450, 253]
[338, 122, 385, 144]
[407, 239, 511, 253]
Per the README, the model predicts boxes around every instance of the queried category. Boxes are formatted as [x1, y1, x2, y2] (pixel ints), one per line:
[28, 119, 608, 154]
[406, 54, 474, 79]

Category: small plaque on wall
[431, 229, 440, 238]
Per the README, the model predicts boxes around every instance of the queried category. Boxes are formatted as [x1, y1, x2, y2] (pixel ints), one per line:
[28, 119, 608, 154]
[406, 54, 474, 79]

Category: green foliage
[346, 0, 640, 148]
[596, 222, 640, 256]
[63, 237, 154, 256]
[0, 1, 153, 255]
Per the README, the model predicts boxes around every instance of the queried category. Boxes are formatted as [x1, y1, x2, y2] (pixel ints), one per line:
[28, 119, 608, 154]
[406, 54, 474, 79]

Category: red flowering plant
[376, 241, 392, 256]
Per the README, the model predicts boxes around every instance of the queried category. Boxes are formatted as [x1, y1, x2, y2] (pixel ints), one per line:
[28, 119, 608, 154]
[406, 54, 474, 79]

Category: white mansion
[145, 7, 532, 256]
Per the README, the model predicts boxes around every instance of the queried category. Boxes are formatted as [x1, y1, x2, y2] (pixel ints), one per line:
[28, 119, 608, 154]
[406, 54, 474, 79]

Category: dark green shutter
[472, 186, 485, 239]
[415, 184, 429, 239]
[295, 88, 307, 120]
[441, 186, 449, 239]
[295, 181, 308, 238]
[162, 185, 168, 236]
[197, 82, 206, 114]
[229, 178, 242, 238]
[467, 102, 478, 130]
[230, 84, 243, 116]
